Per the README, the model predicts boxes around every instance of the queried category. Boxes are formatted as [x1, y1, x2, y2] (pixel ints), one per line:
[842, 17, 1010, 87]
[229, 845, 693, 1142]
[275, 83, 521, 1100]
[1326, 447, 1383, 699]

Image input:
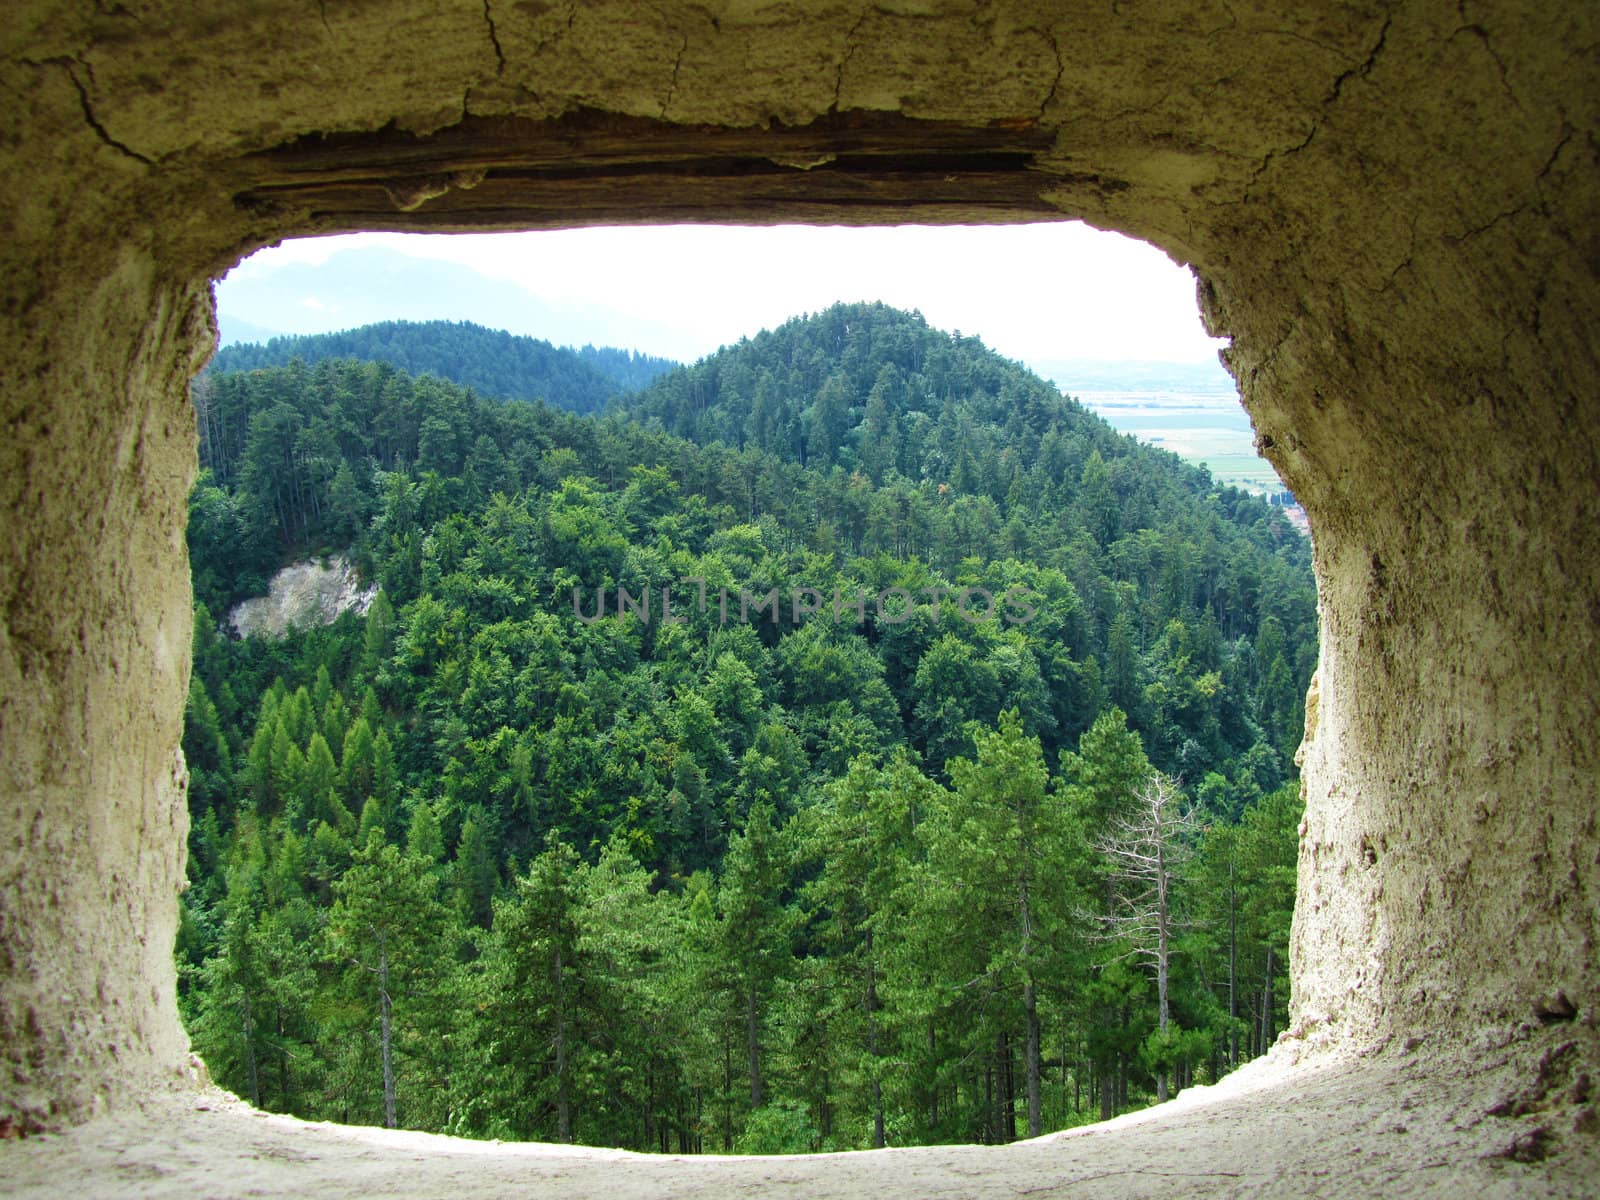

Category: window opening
[178, 223, 1314, 1151]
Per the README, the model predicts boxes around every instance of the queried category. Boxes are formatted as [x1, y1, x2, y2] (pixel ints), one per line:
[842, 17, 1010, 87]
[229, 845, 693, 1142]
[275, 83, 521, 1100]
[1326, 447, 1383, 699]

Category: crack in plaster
[1203, 0, 1241, 43]
[1373, 211, 1422, 295]
[639, 2, 692, 119]
[832, 9, 870, 113]
[483, 0, 506, 75]
[526, 5, 578, 66]
[1260, 26, 1367, 59]
[1318, 14, 1393, 118]
[661, 29, 687, 119]
[27, 55, 153, 165]
[1244, 10, 1393, 197]
[1441, 125, 1575, 245]
[1037, 28, 1064, 120]
[1453, 0, 1520, 110]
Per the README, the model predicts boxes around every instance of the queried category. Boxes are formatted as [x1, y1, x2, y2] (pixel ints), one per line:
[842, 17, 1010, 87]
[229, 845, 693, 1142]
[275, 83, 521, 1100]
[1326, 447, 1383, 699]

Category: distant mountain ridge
[208, 319, 677, 415]
[213, 243, 700, 353]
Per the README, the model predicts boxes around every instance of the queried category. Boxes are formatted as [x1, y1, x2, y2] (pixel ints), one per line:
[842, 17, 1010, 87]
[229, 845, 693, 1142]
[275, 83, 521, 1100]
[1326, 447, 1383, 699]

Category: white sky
[227, 223, 1228, 366]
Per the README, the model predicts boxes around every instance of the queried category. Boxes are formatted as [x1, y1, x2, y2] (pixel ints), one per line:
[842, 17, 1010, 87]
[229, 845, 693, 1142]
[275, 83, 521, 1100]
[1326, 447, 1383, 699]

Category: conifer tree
[493, 833, 587, 1141]
[326, 841, 451, 1128]
[718, 802, 794, 1110]
[939, 710, 1070, 1137]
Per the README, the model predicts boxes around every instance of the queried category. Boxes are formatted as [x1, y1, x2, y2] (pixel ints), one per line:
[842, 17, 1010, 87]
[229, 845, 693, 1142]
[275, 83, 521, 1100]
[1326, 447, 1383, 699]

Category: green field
[1073, 391, 1284, 494]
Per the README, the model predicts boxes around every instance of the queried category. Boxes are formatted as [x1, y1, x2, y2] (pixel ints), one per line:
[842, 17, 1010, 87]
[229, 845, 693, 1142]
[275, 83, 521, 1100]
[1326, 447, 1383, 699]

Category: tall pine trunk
[378, 934, 396, 1129]
[276, 1008, 290, 1109]
[1024, 979, 1041, 1137]
[866, 940, 884, 1148]
[721, 1026, 733, 1151]
[1228, 859, 1239, 1069]
[240, 989, 261, 1109]
[745, 986, 764, 1108]
[1260, 945, 1275, 1054]
[1019, 871, 1042, 1137]
[1003, 1031, 1017, 1142]
[984, 1054, 995, 1143]
[554, 942, 571, 1142]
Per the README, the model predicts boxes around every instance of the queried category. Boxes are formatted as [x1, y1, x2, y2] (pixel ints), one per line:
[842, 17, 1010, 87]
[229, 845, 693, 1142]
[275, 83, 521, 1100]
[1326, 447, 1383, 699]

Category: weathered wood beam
[233, 109, 1089, 226]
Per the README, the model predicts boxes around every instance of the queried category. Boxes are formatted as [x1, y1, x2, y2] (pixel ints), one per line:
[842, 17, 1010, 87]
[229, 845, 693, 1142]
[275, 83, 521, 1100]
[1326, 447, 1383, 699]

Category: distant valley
[1035, 360, 1284, 500]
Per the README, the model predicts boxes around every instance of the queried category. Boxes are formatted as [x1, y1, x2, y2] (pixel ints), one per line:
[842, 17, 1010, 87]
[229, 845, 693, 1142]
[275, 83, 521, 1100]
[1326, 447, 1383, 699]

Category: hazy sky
[220, 223, 1229, 368]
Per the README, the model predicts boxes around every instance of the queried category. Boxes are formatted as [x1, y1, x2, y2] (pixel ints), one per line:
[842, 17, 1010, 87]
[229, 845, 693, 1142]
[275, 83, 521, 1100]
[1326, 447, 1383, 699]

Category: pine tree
[328, 459, 370, 543]
[493, 832, 587, 1141]
[407, 800, 445, 863]
[806, 374, 852, 469]
[718, 801, 794, 1111]
[1060, 708, 1153, 1115]
[940, 710, 1070, 1138]
[325, 841, 452, 1128]
[1105, 609, 1142, 717]
[576, 836, 685, 1150]
[453, 812, 498, 929]
[341, 717, 377, 807]
[304, 732, 351, 833]
[361, 590, 396, 680]
[183, 677, 233, 814]
[802, 751, 932, 1146]
[1078, 450, 1119, 546]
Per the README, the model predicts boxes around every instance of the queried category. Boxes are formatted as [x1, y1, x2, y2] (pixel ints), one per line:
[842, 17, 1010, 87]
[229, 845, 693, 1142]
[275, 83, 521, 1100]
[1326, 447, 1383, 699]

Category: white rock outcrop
[228, 556, 376, 640]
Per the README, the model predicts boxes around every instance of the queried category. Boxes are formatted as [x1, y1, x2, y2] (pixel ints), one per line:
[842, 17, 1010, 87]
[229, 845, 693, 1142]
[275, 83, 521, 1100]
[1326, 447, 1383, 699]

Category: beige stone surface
[0, 0, 1595, 1187]
[4, 1028, 1596, 1197]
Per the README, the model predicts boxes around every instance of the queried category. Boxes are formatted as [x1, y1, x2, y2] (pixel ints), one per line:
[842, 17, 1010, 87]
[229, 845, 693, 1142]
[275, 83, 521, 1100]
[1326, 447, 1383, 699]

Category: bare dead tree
[1094, 771, 1198, 1103]
[191, 371, 221, 478]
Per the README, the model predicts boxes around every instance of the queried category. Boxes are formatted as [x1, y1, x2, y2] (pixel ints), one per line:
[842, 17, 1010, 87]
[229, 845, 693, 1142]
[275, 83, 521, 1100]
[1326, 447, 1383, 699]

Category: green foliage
[179, 302, 1313, 1150]
[734, 1100, 821, 1154]
[209, 319, 674, 413]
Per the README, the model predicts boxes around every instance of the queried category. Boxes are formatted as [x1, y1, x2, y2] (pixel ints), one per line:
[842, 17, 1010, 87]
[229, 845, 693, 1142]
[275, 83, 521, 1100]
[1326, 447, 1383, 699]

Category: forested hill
[208, 319, 677, 413]
[626, 301, 1214, 495]
[180, 302, 1315, 1153]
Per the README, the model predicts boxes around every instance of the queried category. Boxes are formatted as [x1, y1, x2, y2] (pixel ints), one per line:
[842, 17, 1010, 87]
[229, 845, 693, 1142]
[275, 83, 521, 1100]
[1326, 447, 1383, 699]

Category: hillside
[179, 303, 1314, 1152]
[208, 319, 676, 413]
[626, 303, 1240, 509]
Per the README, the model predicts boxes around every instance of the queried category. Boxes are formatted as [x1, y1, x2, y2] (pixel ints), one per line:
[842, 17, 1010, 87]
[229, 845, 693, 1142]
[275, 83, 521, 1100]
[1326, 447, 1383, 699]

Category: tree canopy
[179, 302, 1312, 1151]
[208, 318, 676, 415]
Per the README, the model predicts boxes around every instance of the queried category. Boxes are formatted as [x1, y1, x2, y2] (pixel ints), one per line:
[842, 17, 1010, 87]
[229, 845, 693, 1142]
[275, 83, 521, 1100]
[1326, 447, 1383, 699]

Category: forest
[180, 302, 1313, 1152]
[209, 318, 677, 413]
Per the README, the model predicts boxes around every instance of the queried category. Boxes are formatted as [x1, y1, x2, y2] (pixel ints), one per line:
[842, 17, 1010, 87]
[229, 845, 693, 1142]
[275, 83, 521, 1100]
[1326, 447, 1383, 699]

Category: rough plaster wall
[0, 35, 221, 1134]
[0, 239, 210, 1129]
[0, 0, 1595, 1136]
[1226, 8, 1600, 1048]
